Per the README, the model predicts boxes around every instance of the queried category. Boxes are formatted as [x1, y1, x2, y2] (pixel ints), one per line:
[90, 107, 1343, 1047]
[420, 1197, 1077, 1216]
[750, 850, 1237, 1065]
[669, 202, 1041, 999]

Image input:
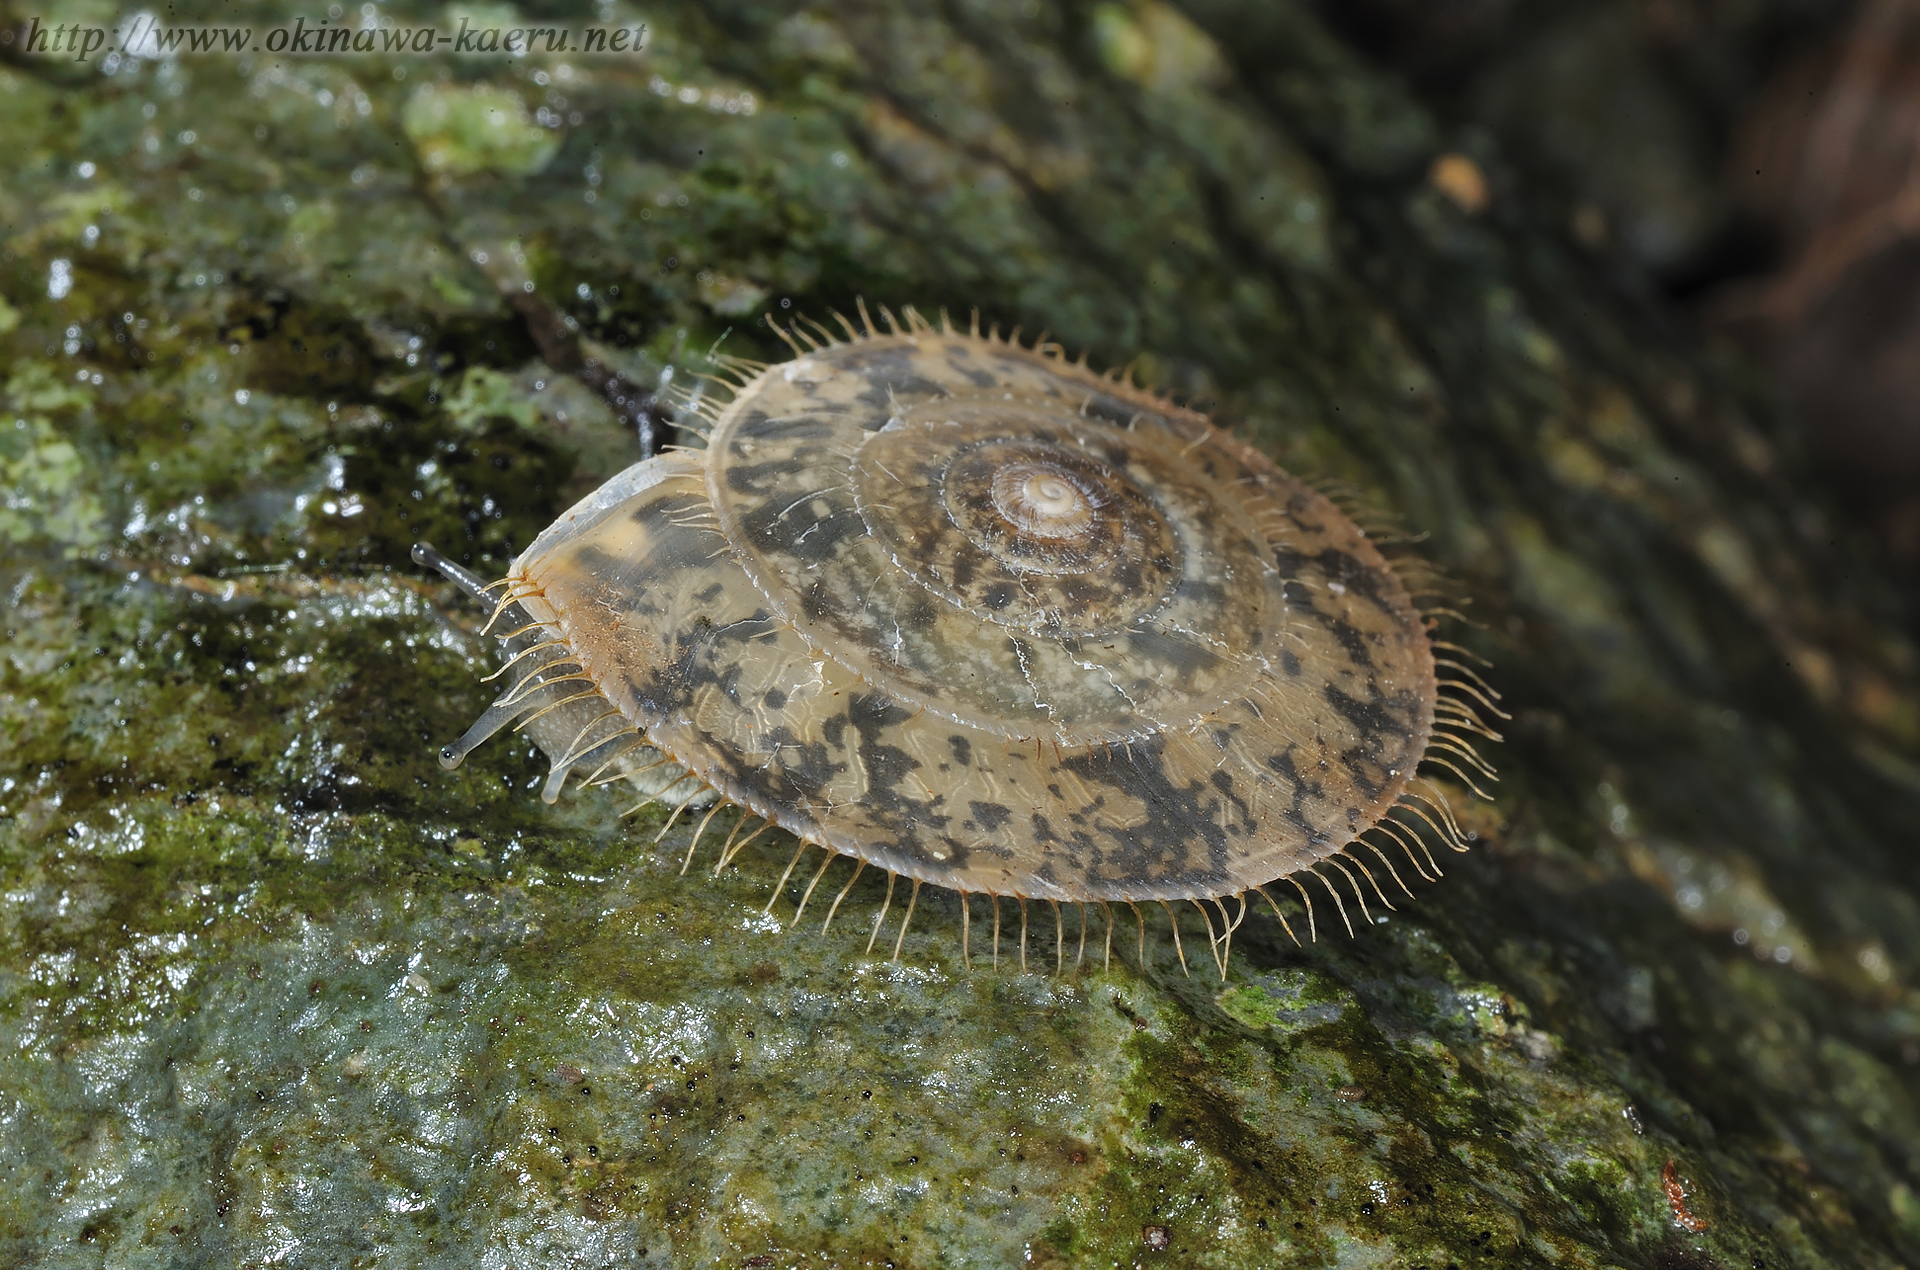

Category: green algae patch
[1217, 982, 1292, 1030]
[1216, 971, 1346, 1035]
[0, 414, 107, 553]
[403, 83, 559, 178]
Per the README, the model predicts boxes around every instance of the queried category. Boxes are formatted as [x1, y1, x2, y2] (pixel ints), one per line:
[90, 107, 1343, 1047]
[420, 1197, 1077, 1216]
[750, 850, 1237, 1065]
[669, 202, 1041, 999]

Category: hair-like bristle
[1382, 811, 1444, 877]
[1358, 839, 1415, 898]
[791, 848, 839, 928]
[1285, 876, 1319, 942]
[1324, 857, 1372, 926]
[866, 870, 897, 955]
[1306, 868, 1354, 937]
[799, 313, 841, 347]
[1435, 698, 1504, 741]
[1430, 733, 1499, 780]
[764, 314, 808, 356]
[1252, 885, 1301, 947]
[651, 792, 699, 844]
[1051, 899, 1065, 976]
[765, 839, 812, 917]
[1159, 900, 1189, 976]
[1343, 851, 1396, 913]
[1191, 898, 1239, 980]
[718, 818, 774, 874]
[823, 859, 866, 934]
[1395, 797, 1466, 858]
[891, 879, 923, 961]
[1422, 753, 1496, 801]
[713, 352, 768, 375]
[682, 801, 728, 875]
[992, 894, 1004, 970]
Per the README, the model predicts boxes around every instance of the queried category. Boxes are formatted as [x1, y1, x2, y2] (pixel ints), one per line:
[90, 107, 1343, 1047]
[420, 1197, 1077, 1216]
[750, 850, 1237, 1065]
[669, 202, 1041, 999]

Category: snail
[414, 304, 1499, 974]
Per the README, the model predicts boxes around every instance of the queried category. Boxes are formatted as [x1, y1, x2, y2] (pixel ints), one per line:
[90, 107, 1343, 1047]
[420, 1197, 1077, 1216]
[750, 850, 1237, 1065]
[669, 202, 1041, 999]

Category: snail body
[419, 307, 1491, 956]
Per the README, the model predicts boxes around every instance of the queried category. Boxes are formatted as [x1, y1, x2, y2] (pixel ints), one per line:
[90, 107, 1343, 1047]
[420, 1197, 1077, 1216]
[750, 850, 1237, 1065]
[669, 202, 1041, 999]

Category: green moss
[401, 83, 559, 178]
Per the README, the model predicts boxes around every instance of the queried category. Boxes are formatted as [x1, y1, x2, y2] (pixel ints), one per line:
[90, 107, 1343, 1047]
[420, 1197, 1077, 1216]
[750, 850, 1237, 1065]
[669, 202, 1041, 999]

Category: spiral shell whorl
[469, 323, 1446, 905]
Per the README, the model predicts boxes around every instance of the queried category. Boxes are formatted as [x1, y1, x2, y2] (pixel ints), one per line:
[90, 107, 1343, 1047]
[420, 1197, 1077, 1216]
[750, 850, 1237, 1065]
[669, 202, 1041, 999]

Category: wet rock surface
[4, 1, 1920, 1266]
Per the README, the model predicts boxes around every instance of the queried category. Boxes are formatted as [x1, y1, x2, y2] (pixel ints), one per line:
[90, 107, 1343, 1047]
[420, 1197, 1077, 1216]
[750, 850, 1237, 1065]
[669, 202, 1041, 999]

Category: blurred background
[1326, 0, 1920, 634]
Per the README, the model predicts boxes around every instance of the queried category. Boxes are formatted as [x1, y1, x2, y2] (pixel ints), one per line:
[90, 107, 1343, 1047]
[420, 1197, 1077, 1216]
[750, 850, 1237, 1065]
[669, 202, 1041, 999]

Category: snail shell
[423, 311, 1457, 912]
